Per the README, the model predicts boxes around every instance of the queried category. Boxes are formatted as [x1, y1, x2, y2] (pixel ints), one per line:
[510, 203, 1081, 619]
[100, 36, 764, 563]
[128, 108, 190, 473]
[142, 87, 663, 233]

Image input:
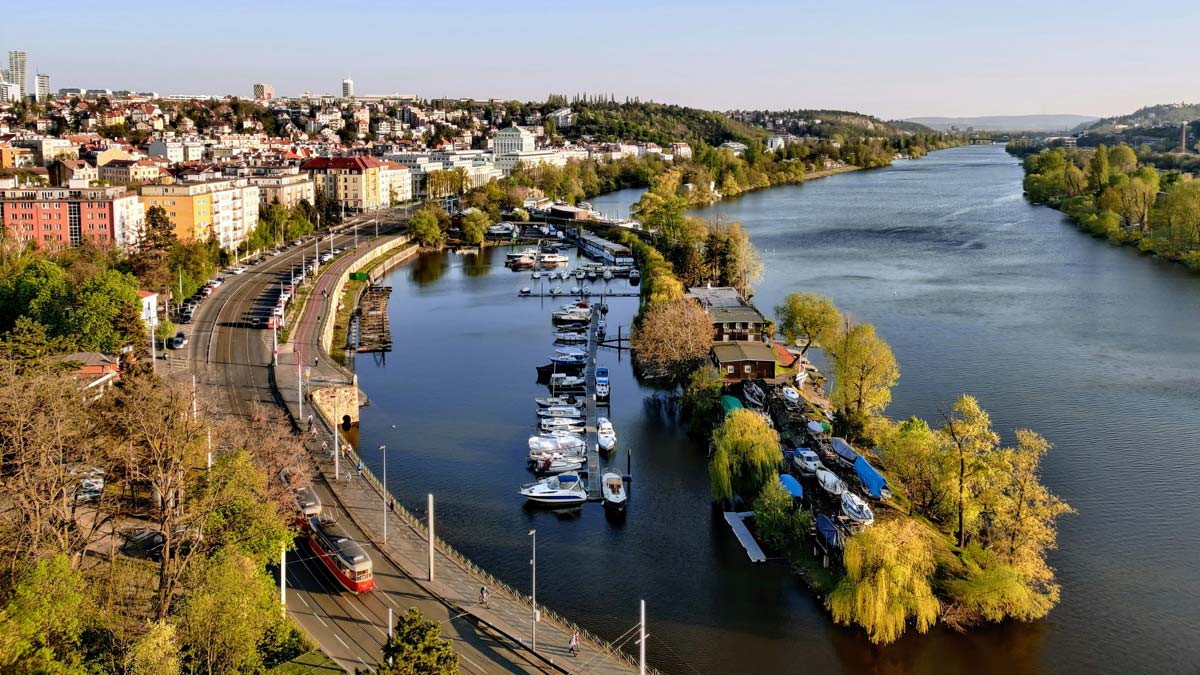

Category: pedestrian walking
[569, 629, 580, 657]
[314, 357, 319, 367]
[479, 585, 489, 608]
[310, 426, 317, 439]
[308, 414, 314, 429]
[356, 459, 363, 475]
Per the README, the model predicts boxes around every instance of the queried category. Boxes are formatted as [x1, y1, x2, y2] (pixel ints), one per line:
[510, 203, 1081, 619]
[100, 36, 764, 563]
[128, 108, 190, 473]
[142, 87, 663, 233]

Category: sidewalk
[274, 241, 647, 675]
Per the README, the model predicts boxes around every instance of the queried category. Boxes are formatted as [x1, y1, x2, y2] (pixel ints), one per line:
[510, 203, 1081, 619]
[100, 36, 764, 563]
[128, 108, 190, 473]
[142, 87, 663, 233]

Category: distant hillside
[905, 114, 1099, 133]
[567, 101, 767, 147]
[1084, 102, 1200, 133]
[728, 109, 934, 140]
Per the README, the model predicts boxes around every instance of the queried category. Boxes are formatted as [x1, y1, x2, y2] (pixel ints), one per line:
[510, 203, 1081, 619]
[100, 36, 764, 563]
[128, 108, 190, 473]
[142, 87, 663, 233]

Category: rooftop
[712, 341, 776, 363]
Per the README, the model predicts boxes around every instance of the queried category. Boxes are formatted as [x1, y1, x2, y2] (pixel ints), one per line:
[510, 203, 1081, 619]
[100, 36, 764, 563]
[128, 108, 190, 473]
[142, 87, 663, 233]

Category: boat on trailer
[840, 492, 875, 525]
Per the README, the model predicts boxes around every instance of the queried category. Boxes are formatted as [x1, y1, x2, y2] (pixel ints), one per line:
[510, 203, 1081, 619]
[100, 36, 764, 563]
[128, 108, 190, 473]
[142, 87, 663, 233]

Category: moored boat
[537, 405, 583, 419]
[534, 395, 580, 408]
[519, 472, 587, 506]
[553, 330, 589, 344]
[597, 417, 616, 452]
[540, 417, 585, 433]
[528, 432, 585, 454]
[601, 471, 628, 512]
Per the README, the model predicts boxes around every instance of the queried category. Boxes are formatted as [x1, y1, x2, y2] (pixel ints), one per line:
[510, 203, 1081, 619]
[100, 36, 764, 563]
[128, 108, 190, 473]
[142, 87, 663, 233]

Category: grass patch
[268, 650, 342, 675]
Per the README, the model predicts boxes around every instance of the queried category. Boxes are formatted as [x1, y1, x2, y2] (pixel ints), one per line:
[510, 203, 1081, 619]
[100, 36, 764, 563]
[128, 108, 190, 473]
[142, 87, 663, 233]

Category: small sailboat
[549, 286, 563, 296]
[817, 468, 847, 496]
[597, 417, 616, 452]
[586, 270, 597, 280]
[575, 269, 586, 280]
[530, 453, 587, 475]
[519, 287, 532, 296]
[601, 471, 627, 513]
[520, 472, 587, 506]
[840, 492, 875, 526]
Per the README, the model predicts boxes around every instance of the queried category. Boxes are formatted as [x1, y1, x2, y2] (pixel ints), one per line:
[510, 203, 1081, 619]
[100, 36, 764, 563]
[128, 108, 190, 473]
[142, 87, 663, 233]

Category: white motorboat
[540, 417, 585, 433]
[586, 270, 597, 280]
[538, 253, 569, 267]
[840, 492, 875, 525]
[520, 472, 587, 506]
[532, 271, 542, 279]
[601, 471, 627, 512]
[537, 405, 583, 419]
[581, 285, 591, 295]
[549, 286, 563, 296]
[530, 453, 587, 475]
[534, 395, 580, 408]
[519, 287, 532, 296]
[792, 448, 825, 475]
[548, 373, 586, 390]
[603, 269, 614, 280]
[575, 269, 586, 280]
[629, 269, 641, 281]
[596, 381, 610, 399]
[597, 417, 616, 452]
[817, 468, 847, 496]
[554, 331, 589, 344]
[528, 433, 585, 454]
[506, 247, 539, 264]
[782, 386, 801, 404]
[569, 286, 581, 295]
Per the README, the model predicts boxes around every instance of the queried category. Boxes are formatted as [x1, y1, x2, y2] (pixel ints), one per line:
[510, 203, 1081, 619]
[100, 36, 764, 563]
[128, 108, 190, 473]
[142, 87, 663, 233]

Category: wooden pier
[724, 511, 767, 562]
[520, 290, 640, 298]
[356, 286, 392, 352]
[584, 306, 605, 500]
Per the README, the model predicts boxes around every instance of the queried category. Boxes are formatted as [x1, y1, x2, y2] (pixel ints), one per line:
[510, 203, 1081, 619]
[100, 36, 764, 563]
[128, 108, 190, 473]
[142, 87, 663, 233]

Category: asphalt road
[182, 211, 553, 674]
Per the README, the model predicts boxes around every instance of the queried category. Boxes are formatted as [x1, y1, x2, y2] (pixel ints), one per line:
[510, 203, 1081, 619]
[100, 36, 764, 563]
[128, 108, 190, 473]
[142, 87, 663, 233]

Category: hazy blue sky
[5, 0, 1198, 118]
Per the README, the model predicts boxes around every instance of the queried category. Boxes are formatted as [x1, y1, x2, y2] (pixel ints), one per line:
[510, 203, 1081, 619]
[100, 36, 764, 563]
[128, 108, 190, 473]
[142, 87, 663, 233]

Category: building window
[726, 365, 734, 374]
[743, 365, 752, 374]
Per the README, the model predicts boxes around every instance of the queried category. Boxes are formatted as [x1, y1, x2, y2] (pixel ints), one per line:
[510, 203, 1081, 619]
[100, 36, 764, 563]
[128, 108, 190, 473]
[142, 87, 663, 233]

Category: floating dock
[356, 286, 392, 352]
[584, 307, 605, 500]
[521, 291, 639, 298]
[724, 511, 766, 562]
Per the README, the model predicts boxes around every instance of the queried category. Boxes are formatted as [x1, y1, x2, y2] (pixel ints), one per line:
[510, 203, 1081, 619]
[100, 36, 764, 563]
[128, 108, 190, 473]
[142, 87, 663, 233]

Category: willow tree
[878, 417, 951, 518]
[708, 409, 780, 502]
[828, 519, 940, 645]
[940, 395, 999, 548]
[774, 292, 842, 356]
[828, 323, 899, 441]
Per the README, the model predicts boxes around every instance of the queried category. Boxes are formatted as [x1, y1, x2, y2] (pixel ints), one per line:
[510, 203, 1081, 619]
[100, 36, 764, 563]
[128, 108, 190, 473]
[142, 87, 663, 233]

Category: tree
[127, 621, 181, 675]
[827, 519, 940, 645]
[1086, 145, 1109, 194]
[828, 323, 899, 441]
[752, 479, 810, 552]
[0, 554, 86, 673]
[459, 210, 490, 246]
[878, 417, 950, 518]
[378, 608, 459, 675]
[679, 365, 724, 433]
[631, 297, 713, 382]
[1107, 144, 1137, 175]
[407, 207, 444, 247]
[980, 429, 1073, 599]
[175, 551, 281, 675]
[512, 207, 530, 222]
[142, 206, 177, 252]
[708, 409, 780, 502]
[774, 292, 842, 355]
[940, 395, 999, 548]
[68, 269, 143, 354]
[198, 450, 294, 568]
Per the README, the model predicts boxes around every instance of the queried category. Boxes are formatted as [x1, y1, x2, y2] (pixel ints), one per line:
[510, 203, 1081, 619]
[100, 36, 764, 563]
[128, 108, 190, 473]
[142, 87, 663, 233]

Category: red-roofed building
[301, 156, 384, 212]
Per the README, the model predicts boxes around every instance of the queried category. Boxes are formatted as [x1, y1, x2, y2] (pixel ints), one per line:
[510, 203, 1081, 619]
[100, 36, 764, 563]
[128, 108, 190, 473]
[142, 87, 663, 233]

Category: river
[356, 145, 1200, 674]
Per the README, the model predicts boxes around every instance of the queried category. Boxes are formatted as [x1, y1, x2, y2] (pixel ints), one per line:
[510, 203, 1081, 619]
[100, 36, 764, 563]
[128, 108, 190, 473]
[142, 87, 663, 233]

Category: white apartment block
[495, 149, 567, 175]
[247, 171, 315, 209]
[493, 126, 536, 155]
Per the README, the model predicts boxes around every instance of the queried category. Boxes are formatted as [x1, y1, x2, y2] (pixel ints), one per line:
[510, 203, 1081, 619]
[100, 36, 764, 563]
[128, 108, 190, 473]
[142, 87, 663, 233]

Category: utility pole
[297, 354, 303, 422]
[639, 600, 646, 675]
[191, 374, 197, 422]
[333, 398, 340, 481]
[280, 548, 287, 608]
[381, 444, 388, 544]
[428, 494, 435, 581]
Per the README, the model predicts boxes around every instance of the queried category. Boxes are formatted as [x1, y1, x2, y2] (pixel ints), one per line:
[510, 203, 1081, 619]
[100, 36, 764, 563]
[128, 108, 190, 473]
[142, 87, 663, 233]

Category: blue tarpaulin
[831, 437, 859, 467]
[854, 455, 889, 499]
[720, 395, 744, 416]
[816, 514, 842, 549]
[778, 474, 803, 499]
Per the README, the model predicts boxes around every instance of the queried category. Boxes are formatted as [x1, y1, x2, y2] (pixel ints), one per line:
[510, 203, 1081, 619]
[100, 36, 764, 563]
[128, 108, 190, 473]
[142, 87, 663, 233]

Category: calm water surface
[357, 146, 1200, 674]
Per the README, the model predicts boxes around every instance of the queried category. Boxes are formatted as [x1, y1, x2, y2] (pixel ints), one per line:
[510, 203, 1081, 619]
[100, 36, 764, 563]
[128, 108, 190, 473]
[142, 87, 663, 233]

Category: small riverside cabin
[686, 286, 767, 343]
[711, 342, 776, 381]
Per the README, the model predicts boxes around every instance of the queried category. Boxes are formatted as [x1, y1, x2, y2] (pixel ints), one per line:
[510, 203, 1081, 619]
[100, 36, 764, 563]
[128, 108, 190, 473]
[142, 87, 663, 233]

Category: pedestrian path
[274, 240, 650, 675]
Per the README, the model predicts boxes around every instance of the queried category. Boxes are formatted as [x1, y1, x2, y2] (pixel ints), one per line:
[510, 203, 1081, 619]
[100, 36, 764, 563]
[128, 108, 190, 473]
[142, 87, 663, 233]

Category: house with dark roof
[686, 286, 767, 342]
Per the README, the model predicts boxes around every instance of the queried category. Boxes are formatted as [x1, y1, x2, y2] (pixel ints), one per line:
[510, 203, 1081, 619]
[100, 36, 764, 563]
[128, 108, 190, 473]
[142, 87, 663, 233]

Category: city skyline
[9, 0, 1200, 119]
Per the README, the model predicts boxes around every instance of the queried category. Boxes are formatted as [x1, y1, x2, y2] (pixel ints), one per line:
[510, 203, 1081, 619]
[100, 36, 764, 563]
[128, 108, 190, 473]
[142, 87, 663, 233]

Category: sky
[5, 0, 1199, 119]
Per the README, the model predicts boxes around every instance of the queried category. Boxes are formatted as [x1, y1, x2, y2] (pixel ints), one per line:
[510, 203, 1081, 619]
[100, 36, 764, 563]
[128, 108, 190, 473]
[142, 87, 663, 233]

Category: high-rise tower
[342, 77, 354, 98]
[7, 51, 27, 99]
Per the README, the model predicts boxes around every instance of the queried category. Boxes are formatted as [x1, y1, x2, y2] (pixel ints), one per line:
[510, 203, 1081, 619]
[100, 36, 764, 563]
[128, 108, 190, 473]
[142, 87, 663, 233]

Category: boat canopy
[720, 395, 744, 416]
[816, 514, 842, 549]
[831, 437, 860, 464]
[778, 474, 803, 499]
[806, 420, 825, 435]
[854, 455, 889, 499]
[558, 474, 579, 484]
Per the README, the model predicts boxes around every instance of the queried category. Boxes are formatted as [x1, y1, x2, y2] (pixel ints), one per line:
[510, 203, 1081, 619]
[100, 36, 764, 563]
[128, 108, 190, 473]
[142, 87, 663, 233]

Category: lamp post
[529, 529, 537, 650]
[380, 444, 388, 544]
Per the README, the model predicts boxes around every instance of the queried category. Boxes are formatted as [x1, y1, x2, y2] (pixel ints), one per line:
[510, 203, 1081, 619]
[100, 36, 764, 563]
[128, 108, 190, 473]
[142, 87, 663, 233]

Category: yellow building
[140, 178, 258, 250]
[300, 156, 384, 212]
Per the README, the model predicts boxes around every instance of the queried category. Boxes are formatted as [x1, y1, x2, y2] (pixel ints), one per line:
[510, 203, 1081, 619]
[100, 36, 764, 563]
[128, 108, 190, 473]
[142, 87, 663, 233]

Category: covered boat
[806, 420, 827, 436]
[840, 492, 875, 525]
[720, 395, 744, 417]
[601, 471, 627, 512]
[537, 405, 582, 419]
[530, 453, 587, 475]
[520, 472, 587, 506]
[778, 474, 804, 501]
[540, 417, 585, 433]
[534, 395, 580, 408]
[816, 514, 843, 550]
[854, 455, 892, 500]
[831, 437, 860, 469]
[528, 433, 584, 454]
[816, 468, 846, 495]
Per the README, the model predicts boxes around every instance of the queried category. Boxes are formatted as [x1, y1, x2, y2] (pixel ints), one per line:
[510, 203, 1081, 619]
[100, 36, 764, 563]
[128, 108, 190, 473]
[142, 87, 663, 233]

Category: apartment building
[246, 169, 315, 209]
[300, 156, 383, 212]
[0, 184, 145, 251]
[378, 161, 412, 204]
[493, 126, 536, 155]
[140, 178, 258, 250]
[99, 159, 162, 185]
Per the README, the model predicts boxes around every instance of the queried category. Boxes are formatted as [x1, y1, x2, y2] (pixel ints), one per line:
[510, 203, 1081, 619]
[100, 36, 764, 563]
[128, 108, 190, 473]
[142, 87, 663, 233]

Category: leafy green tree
[944, 560, 1057, 628]
[752, 479, 811, 551]
[68, 269, 143, 353]
[378, 608, 459, 675]
[0, 554, 86, 673]
[774, 292, 842, 355]
[680, 365, 724, 432]
[459, 210, 490, 246]
[631, 297, 713, 383]
[143, 206, 178, 251]
[127, 621, 182, 675]
[1086, 145, 1110, 193]
[199, 450, 294, 567]
[708, 409, 780, 501]
[940, 395, 999, 548]
[879, 417, 951, 517]
[1107, 144, 1137, 175]
[175, 551, 282, 675]
[155, 317, 177, 343]
[827, 519, 940, 645]
[512, 207, 530, 222]
[407, 208, 444, 247]
[828, 323, 899, 442]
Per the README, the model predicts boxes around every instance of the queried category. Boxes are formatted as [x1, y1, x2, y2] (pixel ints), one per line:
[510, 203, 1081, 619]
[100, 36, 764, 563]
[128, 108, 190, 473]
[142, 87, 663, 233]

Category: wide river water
[356, 145, 1200, 674]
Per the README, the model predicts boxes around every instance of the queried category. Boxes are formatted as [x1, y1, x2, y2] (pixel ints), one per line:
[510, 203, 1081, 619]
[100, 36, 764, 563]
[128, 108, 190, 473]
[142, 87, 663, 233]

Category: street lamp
[529, 529, 537, 650]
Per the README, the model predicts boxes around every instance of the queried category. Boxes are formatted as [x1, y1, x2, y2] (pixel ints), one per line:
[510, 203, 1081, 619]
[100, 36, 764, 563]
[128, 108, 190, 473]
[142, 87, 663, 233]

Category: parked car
[170, 332, 188, 349]
[228, 265, 247, 275]
[207, 278, 223, 288]
[200, 285, 213, 297]
[273, 306, 285, 316]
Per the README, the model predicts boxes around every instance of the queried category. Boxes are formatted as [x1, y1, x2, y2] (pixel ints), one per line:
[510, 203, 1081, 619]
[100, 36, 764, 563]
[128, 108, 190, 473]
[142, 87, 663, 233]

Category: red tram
[306, 516, 374, 593]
